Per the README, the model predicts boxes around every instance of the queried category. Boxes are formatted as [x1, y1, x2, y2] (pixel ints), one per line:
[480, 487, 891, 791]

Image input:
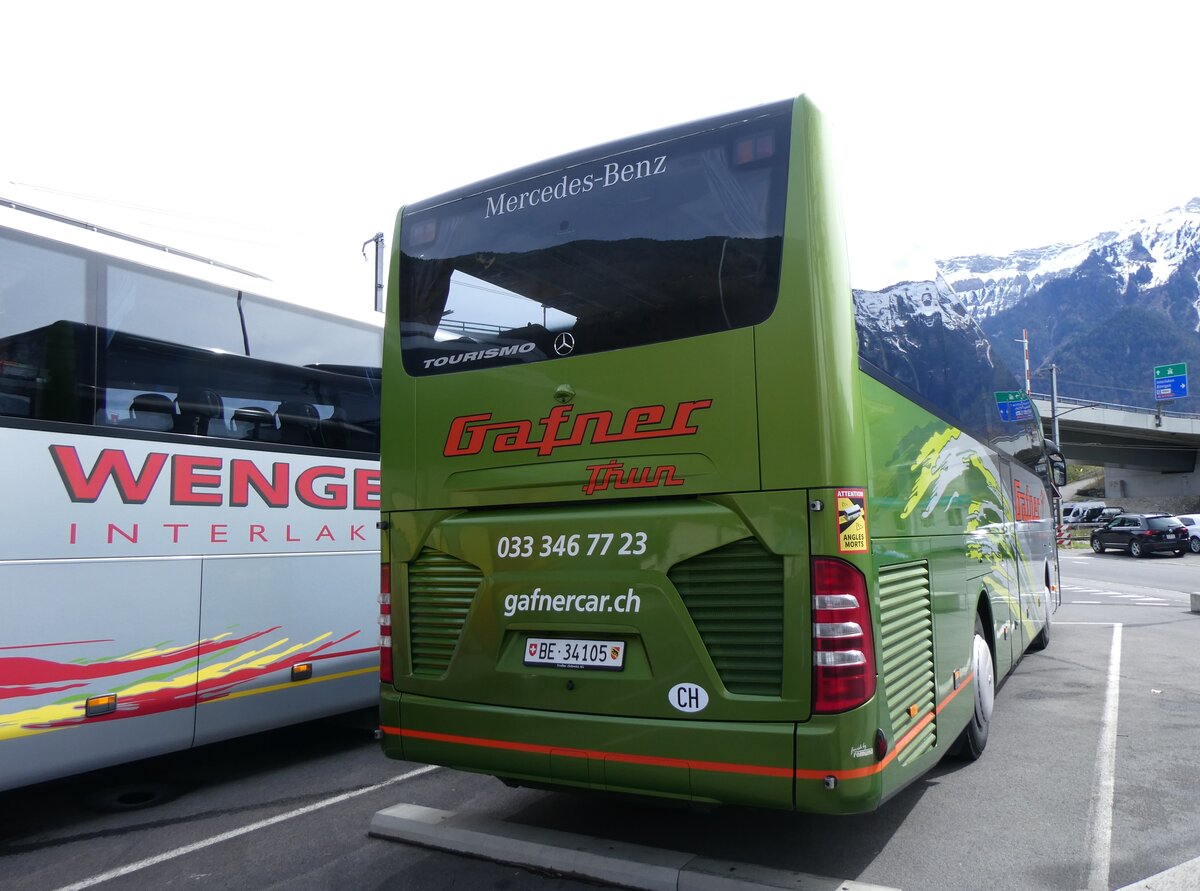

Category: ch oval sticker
[668, 683, 709, 713]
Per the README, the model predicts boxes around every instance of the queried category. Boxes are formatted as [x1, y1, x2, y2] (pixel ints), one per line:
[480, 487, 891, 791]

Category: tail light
[812, 557, 876, 713]
[379, 563, 393, 684]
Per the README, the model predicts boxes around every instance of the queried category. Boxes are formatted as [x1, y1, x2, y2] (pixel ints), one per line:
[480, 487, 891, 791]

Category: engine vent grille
[878, 560, 935, 765]
[407, 548, 482, 677]
[668, 538, 784, 696]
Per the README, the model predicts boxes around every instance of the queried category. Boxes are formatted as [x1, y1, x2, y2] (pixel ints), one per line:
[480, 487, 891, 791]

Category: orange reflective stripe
[381, 726, 793, 777]
[797, 669, 976, 781]
[382, 670, 977, 783]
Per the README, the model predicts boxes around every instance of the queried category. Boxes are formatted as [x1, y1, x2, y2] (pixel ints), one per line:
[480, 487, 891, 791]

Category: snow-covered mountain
[939, 199, 1200, 407]
[852, 268, 1024, 438]
[942, 198, 1200, 324]
[849, 200, 1200, 410]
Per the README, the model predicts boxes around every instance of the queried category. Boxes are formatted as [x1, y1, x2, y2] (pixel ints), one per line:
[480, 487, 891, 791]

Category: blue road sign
[1154, 363, 1188, 401]
[995, 390, 1033, 422]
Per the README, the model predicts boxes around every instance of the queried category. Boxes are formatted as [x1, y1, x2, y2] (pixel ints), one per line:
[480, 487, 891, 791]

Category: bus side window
[0, 392, 32, 418]
[174, 388, 223, 436]
[122, 393, 175, 431]
[276, 401, 322, 448]
[320, 408, 348, 450]
[230, 405, 277, 441]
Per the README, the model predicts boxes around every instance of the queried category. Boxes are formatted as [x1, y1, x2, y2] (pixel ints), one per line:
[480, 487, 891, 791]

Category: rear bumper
[1140, 538, 1186, 553]
[379, 690, 887, 813]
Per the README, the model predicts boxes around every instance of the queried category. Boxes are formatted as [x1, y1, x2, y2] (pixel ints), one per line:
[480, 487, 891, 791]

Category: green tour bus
[376, 95, 1066, 813]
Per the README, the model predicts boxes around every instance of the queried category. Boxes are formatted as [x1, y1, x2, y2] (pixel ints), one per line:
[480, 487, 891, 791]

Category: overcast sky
[4, 1, 1199, 320]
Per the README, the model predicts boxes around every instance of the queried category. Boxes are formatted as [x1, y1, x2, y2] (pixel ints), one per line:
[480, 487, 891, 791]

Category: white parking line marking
[1086, 623, 1122, 891]
[52, 764, 439, 891]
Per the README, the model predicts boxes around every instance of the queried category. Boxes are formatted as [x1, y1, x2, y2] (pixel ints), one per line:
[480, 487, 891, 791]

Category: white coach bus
[0, 199, 382, 790]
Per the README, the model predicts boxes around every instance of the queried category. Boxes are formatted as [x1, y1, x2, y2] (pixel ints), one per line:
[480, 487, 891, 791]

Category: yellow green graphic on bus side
[899, 425, 1021, 613]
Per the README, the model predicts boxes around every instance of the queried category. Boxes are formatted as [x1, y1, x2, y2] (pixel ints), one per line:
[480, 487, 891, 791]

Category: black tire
[1091, 538, 1104, 554]
[953, 614, 993, 760]
[1030, 595, 1051, 651]
[1190, 536, 1200, 554]
[1175, 549, 1186, 557]
[1129, 540, 1146, 558]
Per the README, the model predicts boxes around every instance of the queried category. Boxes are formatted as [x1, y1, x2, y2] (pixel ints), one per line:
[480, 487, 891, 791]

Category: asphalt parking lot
[3, 552, 1199, 891]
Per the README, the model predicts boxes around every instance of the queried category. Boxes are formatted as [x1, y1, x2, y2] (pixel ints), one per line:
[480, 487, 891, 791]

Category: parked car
[1063, 500, 1105, 524]
[1090, 513, 1188, 557]
[1093, 506, 1123, 525]
[1175, 515, 1200, 553]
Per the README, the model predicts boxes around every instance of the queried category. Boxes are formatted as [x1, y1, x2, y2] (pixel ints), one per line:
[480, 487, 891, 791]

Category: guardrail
[1031, 393, 1200, 422]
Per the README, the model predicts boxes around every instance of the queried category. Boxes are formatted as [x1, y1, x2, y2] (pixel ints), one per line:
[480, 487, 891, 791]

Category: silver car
[1176, 514, 1200, 553]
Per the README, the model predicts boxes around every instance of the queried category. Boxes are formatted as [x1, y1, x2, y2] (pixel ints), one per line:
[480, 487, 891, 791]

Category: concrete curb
[370, 802, 898, 891]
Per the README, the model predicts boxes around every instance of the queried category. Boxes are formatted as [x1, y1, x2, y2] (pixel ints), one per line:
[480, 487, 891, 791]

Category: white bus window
[0, 234, 88, 334]
[0, 235, 88, 420]
[106, 265, 244, 355]
[240, 293, 382, 368]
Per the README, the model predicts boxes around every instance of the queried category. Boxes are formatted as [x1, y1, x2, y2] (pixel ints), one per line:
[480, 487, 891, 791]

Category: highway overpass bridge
[1030, 394, 1200, 508]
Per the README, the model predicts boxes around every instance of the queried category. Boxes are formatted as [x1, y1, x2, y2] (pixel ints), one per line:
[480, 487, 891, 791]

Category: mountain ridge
[941, 199, 1200, 408]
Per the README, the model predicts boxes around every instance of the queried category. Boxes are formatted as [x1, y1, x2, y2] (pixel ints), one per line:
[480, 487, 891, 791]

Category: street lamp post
[362, 232, 385, 314]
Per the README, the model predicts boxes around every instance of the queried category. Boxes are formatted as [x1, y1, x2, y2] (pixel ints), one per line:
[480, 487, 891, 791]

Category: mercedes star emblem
[554, 332, 576, 355]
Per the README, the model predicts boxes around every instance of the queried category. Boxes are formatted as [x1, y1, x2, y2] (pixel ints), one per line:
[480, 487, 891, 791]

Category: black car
[1090, 513, 1188, 557]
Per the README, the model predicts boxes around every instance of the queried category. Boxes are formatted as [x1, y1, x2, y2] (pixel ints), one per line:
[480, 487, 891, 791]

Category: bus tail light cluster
[379, 563, 393, 684]
[812, 557, 876, 713]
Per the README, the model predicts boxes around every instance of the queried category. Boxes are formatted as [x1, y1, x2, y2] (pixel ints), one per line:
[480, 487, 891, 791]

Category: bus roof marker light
[409, 218, 437, 247]
[733, 132, 776, 165]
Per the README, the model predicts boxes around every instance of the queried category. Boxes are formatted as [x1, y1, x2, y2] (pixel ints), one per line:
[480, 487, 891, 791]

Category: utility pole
[1050, 363, 1060, 446]
[1015, 328, 1031, 396]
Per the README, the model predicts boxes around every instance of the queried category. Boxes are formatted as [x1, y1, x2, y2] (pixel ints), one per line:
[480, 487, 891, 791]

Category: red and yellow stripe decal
[0, 629, 374, 740]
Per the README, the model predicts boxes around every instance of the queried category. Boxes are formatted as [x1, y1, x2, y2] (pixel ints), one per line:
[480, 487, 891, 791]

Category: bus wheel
[1030, 595, 1051, 651]
[954, 614, 993, 761]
